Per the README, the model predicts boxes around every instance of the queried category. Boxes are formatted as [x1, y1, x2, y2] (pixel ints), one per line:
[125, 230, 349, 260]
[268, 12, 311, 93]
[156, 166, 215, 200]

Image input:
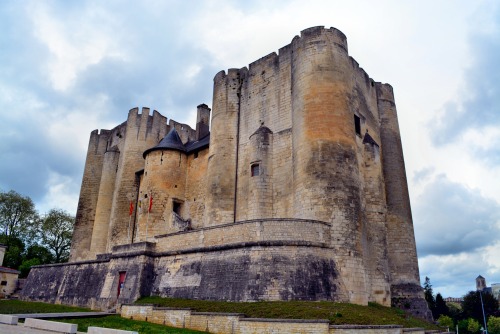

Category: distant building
[476, 275, 487, 292]
[0, 244, 20, 298]
[476, 275, 500, 301]
[444, 297, 463, 303]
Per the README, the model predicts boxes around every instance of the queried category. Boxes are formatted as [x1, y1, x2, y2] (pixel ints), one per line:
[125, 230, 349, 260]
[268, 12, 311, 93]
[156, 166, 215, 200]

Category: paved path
[12, 311, 112, 319]
[0, 312, 112, 333]
[0, 322, 86, 333]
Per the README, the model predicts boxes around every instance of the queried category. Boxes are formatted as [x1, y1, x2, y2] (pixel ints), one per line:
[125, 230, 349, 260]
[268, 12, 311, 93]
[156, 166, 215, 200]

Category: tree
[39, 209, 74, 263]
[18, 258, 41, 278]
[435, 293, 450, 318]
[18, 244, 55, 278]
[488, 316, 500, 334]
[448, 303, 462, 324]
[25, 244, 55, 264]
[467, 318, 480, 334]
[0, 190, 39, 241]
[0, 234, 25, 269]
[462, 291, 500, 325]
[437, 315, 454, 331]
[458, 319, 470, 334]
[423, 276, 437, 319]
[458, 318, 482, 334]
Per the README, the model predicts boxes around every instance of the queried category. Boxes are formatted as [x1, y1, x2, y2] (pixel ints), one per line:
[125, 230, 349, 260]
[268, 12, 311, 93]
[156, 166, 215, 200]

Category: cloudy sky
[1, 0, 499, 298]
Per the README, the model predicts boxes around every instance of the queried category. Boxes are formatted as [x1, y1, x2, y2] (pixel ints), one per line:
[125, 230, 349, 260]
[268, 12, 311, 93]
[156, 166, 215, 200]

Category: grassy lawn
[54, 315, 204, 333]
[0, 300, 203, 333]
[0, 299, 90, 314]
[137, 297, 440, 330]
[0, 298, 440, 332]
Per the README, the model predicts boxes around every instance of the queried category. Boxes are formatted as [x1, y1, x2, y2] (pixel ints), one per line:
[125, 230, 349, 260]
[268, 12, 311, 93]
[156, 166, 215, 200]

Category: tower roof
[143, 128, 186, 157]
[143, 128, 210, 158]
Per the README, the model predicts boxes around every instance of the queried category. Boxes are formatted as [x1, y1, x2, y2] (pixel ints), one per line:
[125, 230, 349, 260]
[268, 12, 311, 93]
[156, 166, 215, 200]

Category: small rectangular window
[354, 114, 361, 136]
[194, 151, 199, 159]
[173, 201, 182, 214]
[251, 164, 260, 177]
[0, 281, 7, 286]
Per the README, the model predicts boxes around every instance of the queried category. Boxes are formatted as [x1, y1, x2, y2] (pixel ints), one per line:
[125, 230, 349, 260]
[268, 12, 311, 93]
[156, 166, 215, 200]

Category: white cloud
[414, 175, 500, 256]
[28, 2, 126, 91]
[419, 251, 488, 297]
[38, 171, 80, 215]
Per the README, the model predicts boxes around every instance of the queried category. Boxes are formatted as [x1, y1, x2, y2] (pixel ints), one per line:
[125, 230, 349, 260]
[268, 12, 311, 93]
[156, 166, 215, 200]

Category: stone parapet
[154, 218, 331, 253]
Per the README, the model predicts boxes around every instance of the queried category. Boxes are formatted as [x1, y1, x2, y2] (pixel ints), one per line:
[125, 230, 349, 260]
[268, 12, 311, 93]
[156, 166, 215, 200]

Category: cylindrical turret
[70, 129, 110, 261]
[89, 149, 120, 257]
[291, 26, 356, 221]
[291, 26, 367, 304]
[106, 108, 168, 249]
[376, 82, 430, 318]
[376, 83, 420, 284]
[247, 126, 273, 219]
[138, 151, 187, 239]
[204, 69, 242, 226]
[137, 128, 188, 240]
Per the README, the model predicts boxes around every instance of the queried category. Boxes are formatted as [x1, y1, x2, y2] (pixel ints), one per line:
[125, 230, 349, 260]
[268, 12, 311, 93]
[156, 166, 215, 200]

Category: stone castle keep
[22, 26, 429, 318]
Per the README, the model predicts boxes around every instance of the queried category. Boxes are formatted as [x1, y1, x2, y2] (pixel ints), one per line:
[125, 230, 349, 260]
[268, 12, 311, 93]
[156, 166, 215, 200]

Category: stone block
[0, 314, 18, 325]
[24, 318, 77, 333]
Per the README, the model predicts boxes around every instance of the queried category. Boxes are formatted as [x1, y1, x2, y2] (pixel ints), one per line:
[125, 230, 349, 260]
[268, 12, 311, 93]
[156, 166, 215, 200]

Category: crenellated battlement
[248, 52, 278, 71]
[125, 106, 169, 143]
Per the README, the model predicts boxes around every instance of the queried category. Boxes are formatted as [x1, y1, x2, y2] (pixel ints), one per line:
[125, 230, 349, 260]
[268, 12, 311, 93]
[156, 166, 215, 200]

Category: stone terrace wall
[21, 252, 154, 311]
[151, 244, 345, 301]
[121, 305, 432, 334]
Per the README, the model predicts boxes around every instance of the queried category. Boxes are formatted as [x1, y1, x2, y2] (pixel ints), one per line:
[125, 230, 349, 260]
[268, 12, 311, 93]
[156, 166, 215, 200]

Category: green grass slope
[136, 297, 439, 330]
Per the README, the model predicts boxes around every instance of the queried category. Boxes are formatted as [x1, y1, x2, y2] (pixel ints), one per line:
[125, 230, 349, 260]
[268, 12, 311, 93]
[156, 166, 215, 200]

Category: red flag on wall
[129, 201, 134, 216]
[148, 195, 153, 213]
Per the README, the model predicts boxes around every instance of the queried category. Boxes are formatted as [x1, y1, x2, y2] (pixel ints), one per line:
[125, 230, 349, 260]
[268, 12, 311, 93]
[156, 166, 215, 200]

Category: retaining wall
[121, 305, 437, 334]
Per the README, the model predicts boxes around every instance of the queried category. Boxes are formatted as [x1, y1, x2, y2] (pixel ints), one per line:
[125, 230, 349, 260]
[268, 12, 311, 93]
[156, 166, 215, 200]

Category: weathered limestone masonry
[121, 304, 433, 334]
[22, 26, 430, 320]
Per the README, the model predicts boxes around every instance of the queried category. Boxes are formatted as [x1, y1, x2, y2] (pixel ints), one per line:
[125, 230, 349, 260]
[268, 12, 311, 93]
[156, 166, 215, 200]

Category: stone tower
[22, 26, 430, 320]
[476, 275, 487, 291]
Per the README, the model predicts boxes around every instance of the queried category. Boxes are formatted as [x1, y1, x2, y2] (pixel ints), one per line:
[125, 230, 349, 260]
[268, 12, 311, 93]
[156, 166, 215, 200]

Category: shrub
[488, 316, 500, 334]
[467, 318, 480, 334]
[437, 315, 453, 330]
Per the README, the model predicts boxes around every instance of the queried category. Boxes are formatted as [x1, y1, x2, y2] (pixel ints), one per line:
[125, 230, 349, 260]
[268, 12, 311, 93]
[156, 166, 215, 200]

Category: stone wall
[154, 219, 331, 253]
[25, 221, 342, 308]
[121, 305, 432, 334]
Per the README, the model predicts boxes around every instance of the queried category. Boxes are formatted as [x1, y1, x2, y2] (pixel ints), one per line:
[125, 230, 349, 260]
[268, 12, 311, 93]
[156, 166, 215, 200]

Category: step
[24, 318, 77, 333]
[0, 314, 18, 325]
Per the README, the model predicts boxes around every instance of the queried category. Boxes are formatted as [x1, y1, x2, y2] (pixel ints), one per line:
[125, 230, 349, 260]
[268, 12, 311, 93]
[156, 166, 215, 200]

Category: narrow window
[194, 151, 199, 159]
[173, 201, 182, 214]
[251, 164, 260, 177]
[354, 114, 361, 136]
